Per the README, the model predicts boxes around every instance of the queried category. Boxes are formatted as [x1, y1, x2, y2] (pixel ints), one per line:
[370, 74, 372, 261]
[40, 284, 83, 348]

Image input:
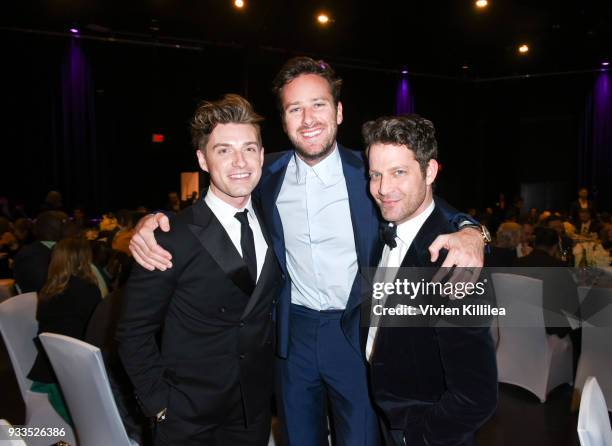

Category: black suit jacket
[13, 241, 53, 293]
[116, 199, 281, 429]
[367, 204, 498, 446]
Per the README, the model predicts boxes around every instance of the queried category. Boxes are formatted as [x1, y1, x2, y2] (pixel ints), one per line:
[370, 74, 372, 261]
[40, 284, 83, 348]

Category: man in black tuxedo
[117, 94, 281, 446]
[362, 115, 498, 446]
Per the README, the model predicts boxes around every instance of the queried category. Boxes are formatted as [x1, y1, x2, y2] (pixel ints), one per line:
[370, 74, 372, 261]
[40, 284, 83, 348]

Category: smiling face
[368, 143, 437, 225]
[197, 123, 264, 209]
[279, 73, 343, 165]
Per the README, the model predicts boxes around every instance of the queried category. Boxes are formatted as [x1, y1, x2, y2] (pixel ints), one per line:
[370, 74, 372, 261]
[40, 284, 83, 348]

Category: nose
[377, 175, 392, 197]
[302, 106, 315, 127]
[232, 150, 247, 167]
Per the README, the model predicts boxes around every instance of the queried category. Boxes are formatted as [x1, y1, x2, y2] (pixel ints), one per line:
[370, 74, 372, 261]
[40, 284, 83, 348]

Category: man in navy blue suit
[129, 57, 487, 445]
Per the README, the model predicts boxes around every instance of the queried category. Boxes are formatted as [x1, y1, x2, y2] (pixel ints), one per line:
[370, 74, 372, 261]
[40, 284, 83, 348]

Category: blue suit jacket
[255, 145, 380, 358]
[254, 145, 475, 359]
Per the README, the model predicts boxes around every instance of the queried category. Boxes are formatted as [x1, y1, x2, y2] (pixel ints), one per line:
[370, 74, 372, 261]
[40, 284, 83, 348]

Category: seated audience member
[547, 215, 573, 265]
[111, 210, 136, 255]
[513, 227, 581, 370]
[13, 218, 35, 248]
[166, 191, 182, 213]
[27, 236, 102, 424]
[0, 217, 17, 278]
[39, 190, 64, 213]
[13, 211, 67, 293]
[486, 221, 521, 267]
[576, 208, 602, 236]
[569, 187, 596, 224]
[516, 221, 534, 258]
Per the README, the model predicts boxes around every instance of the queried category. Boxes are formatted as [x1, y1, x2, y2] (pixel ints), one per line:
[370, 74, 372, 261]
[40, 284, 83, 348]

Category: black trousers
[153, 392, 271, 446]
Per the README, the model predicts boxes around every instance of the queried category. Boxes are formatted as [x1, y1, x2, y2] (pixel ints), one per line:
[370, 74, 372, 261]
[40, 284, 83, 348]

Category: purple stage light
[69, 28, 79, 34]
[602, 61, 610, 67]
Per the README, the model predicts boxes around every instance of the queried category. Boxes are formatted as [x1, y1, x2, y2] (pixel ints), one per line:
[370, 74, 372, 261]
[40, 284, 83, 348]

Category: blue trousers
[275, 304, 380, 446]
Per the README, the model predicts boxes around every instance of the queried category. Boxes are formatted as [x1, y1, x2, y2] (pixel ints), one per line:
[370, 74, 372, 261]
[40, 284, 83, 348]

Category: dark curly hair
[362, 114, 438, 174]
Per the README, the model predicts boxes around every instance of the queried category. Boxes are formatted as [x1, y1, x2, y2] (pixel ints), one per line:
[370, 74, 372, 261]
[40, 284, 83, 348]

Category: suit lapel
[257, 151, 293, 274]
[188, 200, 255, 296]
[339, 147, 373, 269]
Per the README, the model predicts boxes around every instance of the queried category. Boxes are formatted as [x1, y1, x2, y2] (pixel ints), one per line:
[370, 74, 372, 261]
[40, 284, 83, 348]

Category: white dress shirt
[366, 200, 435, 361]
[276, 145, 358, 310]
[205, 190, 268, 281]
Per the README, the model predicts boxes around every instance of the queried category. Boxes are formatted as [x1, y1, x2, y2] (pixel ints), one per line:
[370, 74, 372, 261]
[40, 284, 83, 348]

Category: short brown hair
[362, 114, 438, 175]
[272, 57, 343, 111]
[191, 94, 263, 151]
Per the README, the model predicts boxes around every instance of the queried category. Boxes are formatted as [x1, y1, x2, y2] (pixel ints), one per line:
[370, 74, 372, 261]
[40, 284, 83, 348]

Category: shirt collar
[396, 200, 435, 247]
[205, 189, 254, 223]
[293, 143, 342, 186]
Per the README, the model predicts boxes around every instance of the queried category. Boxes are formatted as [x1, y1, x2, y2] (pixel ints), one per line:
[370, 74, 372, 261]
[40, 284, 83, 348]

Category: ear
[425, 159, 439, 185]
[196, 149, 209, 173]
[336, 101, 344, 125]
[259, 146, 265, 167]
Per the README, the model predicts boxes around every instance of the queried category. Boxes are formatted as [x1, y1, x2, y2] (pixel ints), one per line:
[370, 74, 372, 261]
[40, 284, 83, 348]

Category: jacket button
[239, 321, 245, 327]
[219, 307, 226, 313]
[272, 299, 277, 305]
[239, 354, 245, 359]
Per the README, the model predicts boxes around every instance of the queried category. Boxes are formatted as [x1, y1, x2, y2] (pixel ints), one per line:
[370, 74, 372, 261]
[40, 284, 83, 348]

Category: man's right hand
[129, 213, 173, 271]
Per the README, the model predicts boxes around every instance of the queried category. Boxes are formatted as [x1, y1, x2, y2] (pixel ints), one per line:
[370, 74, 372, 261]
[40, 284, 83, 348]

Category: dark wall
[0, 31, 603, 216]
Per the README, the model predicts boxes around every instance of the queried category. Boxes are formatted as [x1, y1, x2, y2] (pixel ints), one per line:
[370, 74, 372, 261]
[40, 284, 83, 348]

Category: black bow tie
[380, 222, 397, 249]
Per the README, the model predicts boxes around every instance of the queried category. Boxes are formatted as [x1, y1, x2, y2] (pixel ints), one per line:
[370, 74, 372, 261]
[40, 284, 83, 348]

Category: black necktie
[380, 222, 397, 249]
[234, 210, 257, 282]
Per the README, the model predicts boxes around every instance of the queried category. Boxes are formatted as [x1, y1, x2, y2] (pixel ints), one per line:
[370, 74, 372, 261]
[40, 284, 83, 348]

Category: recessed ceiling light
[234, 0, 245, 9]
[317, 14, 330, 25]
[69, 28, 79, 34]
[518, 44, 529, 54]
[602, 61, 610, 67]
[475, 0, 488, 8]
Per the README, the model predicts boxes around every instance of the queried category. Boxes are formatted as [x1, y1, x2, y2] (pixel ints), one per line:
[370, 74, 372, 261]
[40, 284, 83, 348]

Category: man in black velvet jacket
[362, 115, 498, 446]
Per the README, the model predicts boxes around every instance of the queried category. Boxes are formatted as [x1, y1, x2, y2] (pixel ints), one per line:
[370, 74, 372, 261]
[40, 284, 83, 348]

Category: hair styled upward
[272, 56, 343, 111]
[39, 236, 97, 302]
[191, 94, 263, 151]
[362, 114, 438, 174]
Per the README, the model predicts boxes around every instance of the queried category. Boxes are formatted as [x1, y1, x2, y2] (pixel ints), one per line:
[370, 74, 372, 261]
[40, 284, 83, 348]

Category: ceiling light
[462, 65, 469, 70]
[602, 61, 610, 67]
[475, 0, 488, 8]
[234, 0, 244, 9]
[317, 14, 330, 25]
[518, 44, 529, 54]
[401, 69, 408, 74]
[69, 28, 79, 34]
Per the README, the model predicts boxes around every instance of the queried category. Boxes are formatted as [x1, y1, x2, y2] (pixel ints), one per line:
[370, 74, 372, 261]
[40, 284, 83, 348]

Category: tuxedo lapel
[400, 203, 452, 268]
[241, 248, 276, 319]
[188, 200, 255, 296]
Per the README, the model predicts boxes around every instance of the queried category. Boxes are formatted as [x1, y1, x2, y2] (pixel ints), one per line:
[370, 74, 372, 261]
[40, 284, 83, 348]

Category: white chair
[0, 419, 27, 445]
[575, 287, 612, 411]
[492, 273, 574, 402]
[39, 333, 134, 446]
[0, 293, 76, 446]
[578, 376, 612, 446]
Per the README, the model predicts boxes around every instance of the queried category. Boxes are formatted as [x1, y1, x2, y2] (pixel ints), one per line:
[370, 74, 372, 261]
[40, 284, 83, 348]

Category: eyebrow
[284, 97, 330, 108]
[211, 141, 260, 149]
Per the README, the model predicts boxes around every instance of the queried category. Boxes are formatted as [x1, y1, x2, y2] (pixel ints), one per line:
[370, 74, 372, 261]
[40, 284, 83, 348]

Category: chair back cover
[0, 292, 37, 398]
[578, 376, 612, 446]
[39, 332, 132, 446]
